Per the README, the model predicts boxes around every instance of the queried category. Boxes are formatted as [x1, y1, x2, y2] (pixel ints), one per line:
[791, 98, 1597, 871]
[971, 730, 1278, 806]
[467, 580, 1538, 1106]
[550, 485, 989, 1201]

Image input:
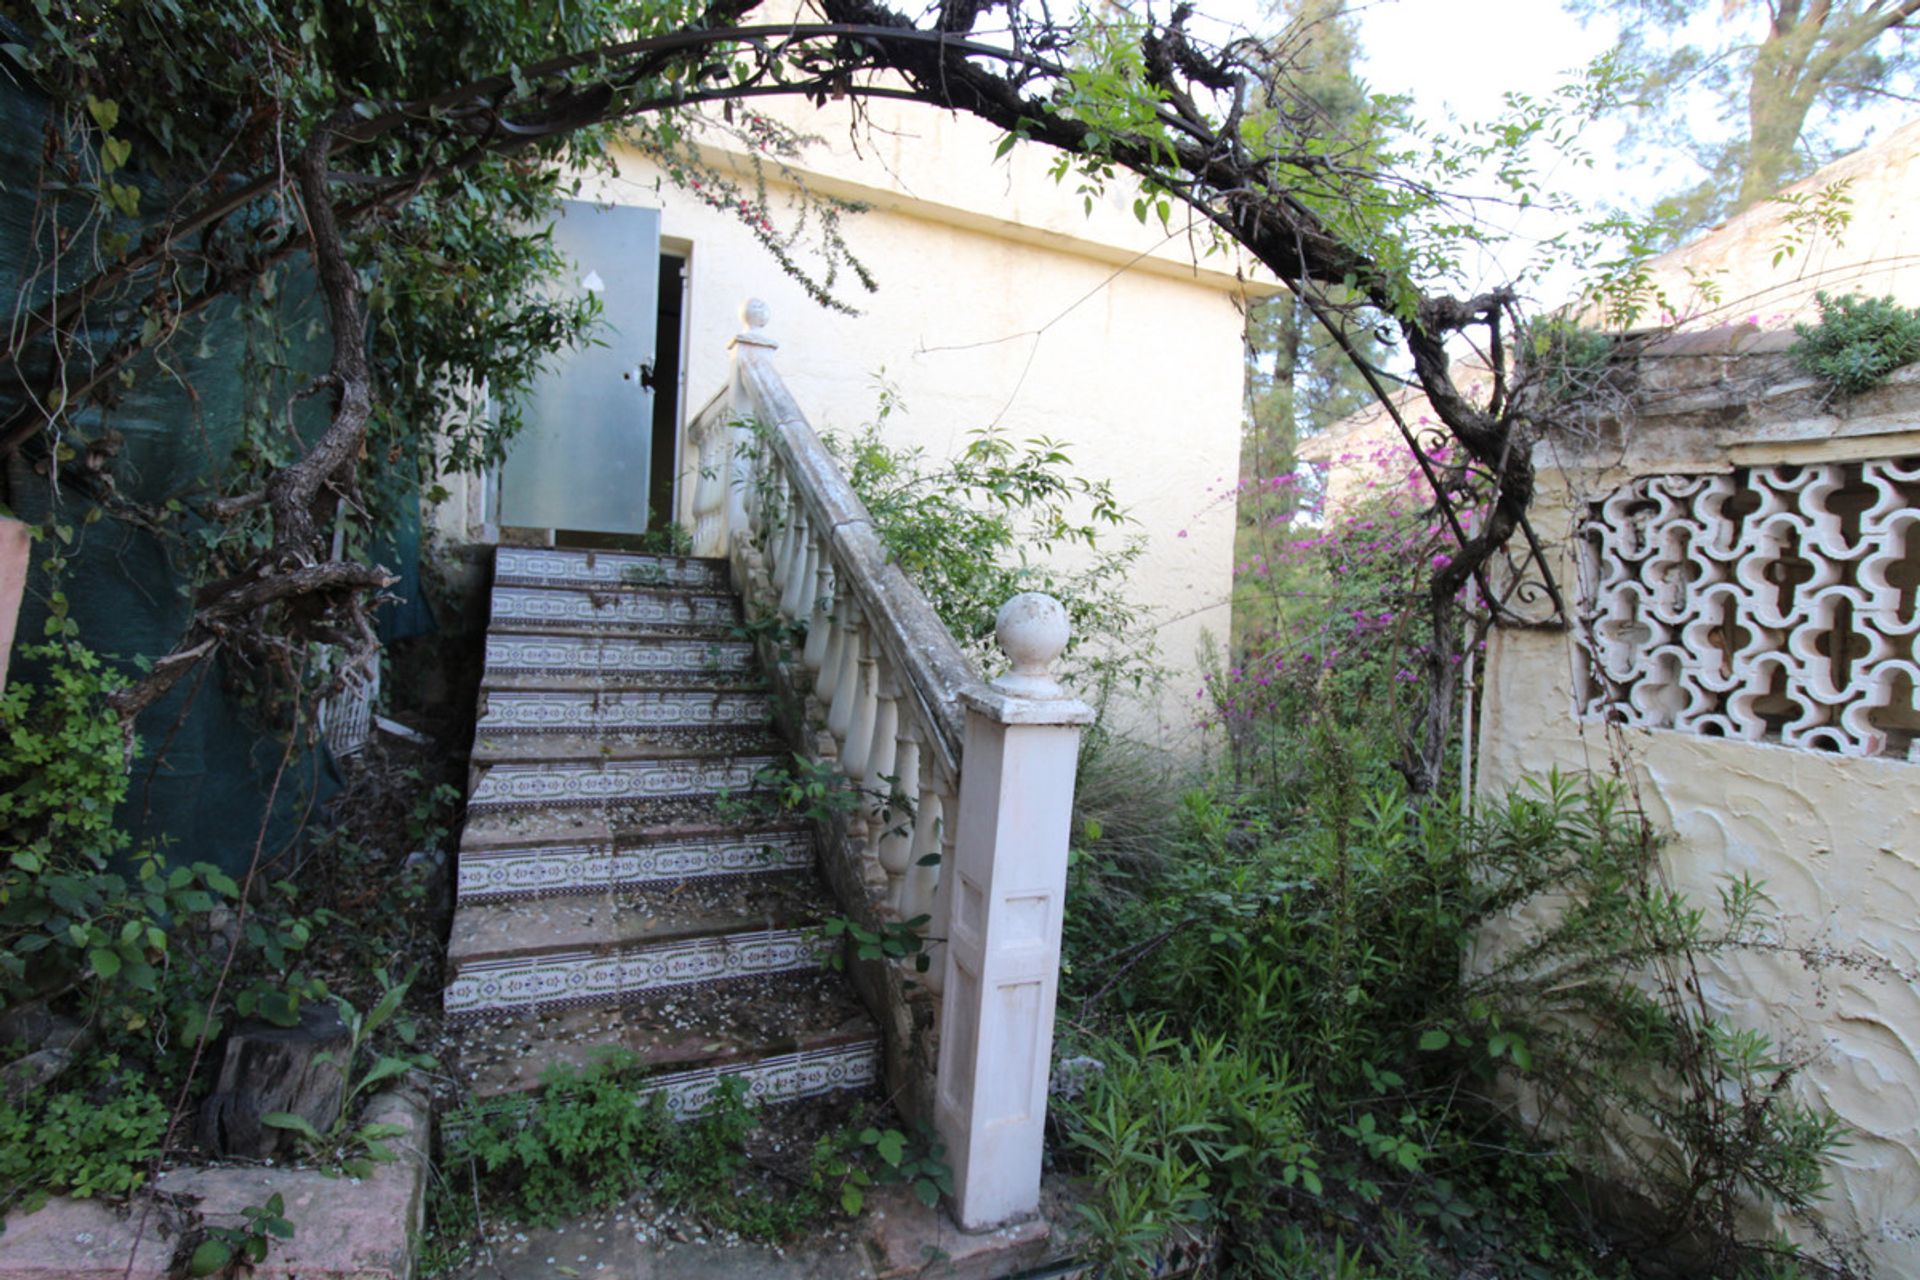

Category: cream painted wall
[1474, 368, 1920, 1273]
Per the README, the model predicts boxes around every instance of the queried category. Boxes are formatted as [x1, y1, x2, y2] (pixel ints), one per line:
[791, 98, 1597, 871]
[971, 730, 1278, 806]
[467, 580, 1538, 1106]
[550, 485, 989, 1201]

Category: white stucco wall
[1476, 353, 1920, 1272]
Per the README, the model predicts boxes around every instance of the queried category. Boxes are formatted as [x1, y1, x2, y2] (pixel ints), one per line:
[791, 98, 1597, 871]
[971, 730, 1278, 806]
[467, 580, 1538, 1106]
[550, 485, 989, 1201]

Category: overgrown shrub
[0, 643, 242, 1041]
[0, 1057, 168, 1213]
[1791, 291, 1920, 396]
[819, 383, 1158, 693]
[1208, 445, 1457, 799]
[1060, 758, 1845, 1276]
[429, 1052, 937, 1266]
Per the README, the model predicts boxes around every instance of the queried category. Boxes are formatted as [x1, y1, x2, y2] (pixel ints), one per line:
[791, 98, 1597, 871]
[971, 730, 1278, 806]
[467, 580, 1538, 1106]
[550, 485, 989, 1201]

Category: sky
[1177, 0, 1639, 305]
[1354, 0, 1633, 304]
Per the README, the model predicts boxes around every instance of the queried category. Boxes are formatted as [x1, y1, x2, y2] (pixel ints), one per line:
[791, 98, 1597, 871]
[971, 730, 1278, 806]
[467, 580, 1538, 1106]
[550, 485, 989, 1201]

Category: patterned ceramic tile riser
[467, 755, 777, 812]
[641, 1040, 880, 1118]
[457, 830, 815, 903]
[484, 632, 754, 679]
[490, 586, 737, 632]
[494, 546, 728, 592]
[477, 689, 772, 734]
[447, 1039, 882, 1131]
[445, 927, 828, 1020]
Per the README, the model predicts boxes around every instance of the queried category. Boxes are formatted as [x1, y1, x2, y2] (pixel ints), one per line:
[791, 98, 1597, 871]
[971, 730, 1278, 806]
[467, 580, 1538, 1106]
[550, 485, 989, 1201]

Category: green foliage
[0, 643, 247, 1037]
[820, 386, 1153, 691]
[1791, 291, 1920, 396]
[820, 912, 933, 976]
[715, 754, 863, 825]
[183, 1194, 295, 1278]
[431, 1054, 938, 1267]
[1062, 1019, 1315, 1273]
[261, 969, 434, 1177]
[0, 1057, 168, 1214]
[1062, 761, 1847, 1275]
[1519, 316, 1619, 407]
[442, 1051, 675, 1230]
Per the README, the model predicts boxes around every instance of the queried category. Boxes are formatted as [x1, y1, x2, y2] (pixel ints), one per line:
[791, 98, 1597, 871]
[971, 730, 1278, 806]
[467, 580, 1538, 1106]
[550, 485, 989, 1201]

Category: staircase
[445, 543, 882, 1116]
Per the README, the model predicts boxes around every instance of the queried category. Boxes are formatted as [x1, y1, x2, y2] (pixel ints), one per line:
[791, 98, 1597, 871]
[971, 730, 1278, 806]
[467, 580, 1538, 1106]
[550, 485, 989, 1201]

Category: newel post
[934, 593, 1093, 1231]
[723, 298, 777, 550]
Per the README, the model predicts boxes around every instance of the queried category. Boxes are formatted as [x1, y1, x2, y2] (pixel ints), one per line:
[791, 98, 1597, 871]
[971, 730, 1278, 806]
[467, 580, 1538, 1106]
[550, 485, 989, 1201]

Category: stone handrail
[687, 300, 1092, 1232]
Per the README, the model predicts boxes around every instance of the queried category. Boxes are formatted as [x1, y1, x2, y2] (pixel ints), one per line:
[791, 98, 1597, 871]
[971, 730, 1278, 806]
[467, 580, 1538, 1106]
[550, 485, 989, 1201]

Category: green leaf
[1418, 1029, 1450, 1051]
[261, 1111, 324, 1144]
[874, 1129, 906, 1166]
[88, 948, 122, 979]
[85, 95, 120, 131]
[188, 1239, 231, 1277]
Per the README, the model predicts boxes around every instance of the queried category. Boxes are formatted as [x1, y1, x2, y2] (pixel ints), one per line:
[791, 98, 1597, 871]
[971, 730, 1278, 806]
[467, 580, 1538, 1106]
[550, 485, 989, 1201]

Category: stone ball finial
[741, 297, 771, 331]
[992, 593, 1070, 698]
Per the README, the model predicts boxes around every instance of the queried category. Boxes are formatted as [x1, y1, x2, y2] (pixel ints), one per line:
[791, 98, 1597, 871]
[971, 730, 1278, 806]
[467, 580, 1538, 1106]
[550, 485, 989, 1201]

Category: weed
[0, 1056, 167, 1214]
[181, 1194, 295, 1277]
[1791, 290, 1920, 396]
[262, 968, 433, 1176]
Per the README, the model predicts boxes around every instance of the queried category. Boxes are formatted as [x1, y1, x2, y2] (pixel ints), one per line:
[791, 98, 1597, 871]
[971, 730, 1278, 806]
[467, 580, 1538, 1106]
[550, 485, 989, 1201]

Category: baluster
[902, 784, 943, 927]
[792, 533, 820, 625]
[690, 417, 726, 557]
[724, 417, 753, 547]
[816, 587, 847, 706]
[827, 598, 864, 745]
[842, 639, 882, 788]
[845, 653, 890, 842]
[770, 475, 796, 594]
[877, 722, 921, 914]
[860, 671, 900, 833]
[803, 549, 834, 675]
[921, 788, 957, 997]
[780, 509, 814, 621]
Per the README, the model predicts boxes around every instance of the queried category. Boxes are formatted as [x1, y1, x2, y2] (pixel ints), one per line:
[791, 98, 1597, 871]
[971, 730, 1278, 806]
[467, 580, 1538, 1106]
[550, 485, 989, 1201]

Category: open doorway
[649, 248, 687, 538]
[493, 204, 692, 547]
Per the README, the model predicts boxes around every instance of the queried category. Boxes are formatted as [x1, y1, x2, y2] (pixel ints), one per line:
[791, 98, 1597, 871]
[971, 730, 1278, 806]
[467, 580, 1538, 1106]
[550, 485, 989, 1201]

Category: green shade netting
[0, 71, 434, 873]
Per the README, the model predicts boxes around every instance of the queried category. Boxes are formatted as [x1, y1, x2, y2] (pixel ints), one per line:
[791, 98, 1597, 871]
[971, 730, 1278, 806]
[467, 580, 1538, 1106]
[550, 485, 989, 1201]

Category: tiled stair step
[493, 546, 729, 593]
[470, 729, 781, 765]
[450, 872, 835, 969]
[476, 687, 773, 735]
[452, 969, 880, 1104]
[456, 823, 815, 904]
[489, 584, 740, 634]
[468, 750, 780, 814]
[447, 923, 833, 1021]
[483, 631, 757, 683]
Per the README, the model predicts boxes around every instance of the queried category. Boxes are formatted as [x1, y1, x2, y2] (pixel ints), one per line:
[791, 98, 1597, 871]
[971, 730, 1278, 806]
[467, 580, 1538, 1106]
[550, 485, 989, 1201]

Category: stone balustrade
[689, 299, 1091, 1232]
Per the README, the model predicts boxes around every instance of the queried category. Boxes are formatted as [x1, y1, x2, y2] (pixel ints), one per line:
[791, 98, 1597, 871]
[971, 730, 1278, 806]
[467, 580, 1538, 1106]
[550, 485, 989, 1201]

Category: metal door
[498, 202, 660, 534]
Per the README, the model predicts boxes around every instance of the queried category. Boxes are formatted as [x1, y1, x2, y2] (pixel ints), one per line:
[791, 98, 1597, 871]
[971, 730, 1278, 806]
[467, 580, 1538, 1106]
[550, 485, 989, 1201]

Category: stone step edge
[467, 738, 783, 766]
[447, 880, 832, 966]
[482, 624, 755, 645]
[457, 815, 809, 854]
[449, 1036, 883, 1124]
[465, 753, 780, 812]
[455, 831, 816, 904]
[444, 925, 830, 1022]
[478, 671, 764, 690]
[497, 546, 729, 571]
[495, 571, 730, 596]
[475, 688, 775, 733]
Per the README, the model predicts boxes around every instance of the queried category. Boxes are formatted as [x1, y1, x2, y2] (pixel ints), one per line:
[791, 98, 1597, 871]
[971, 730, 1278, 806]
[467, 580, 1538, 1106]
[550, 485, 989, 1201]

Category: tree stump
[194, 1004, 349, 1158]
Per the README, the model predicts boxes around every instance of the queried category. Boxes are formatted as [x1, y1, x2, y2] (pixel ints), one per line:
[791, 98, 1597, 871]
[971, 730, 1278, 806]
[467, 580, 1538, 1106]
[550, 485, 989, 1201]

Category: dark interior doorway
[649, 251, 686, 534]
